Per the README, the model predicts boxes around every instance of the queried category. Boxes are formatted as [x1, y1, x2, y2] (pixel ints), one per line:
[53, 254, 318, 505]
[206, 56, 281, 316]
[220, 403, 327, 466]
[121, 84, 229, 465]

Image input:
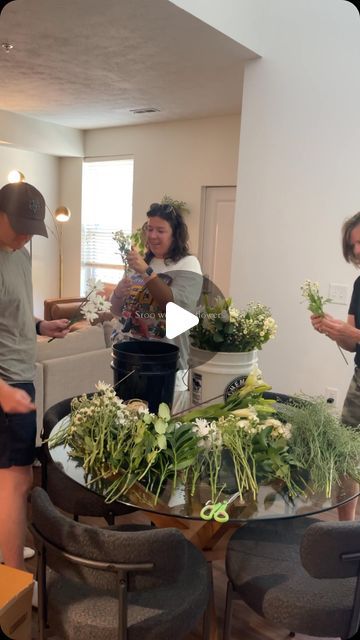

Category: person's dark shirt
[348, 276, 360, 367]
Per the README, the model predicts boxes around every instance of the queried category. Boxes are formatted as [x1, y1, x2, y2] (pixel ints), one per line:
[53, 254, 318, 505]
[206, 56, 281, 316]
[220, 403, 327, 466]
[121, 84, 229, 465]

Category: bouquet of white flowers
[301, 279, 347, 364]
[300, 279, 331, 316]
[190, 297, 277, 352]
[48, 279, 112, 342]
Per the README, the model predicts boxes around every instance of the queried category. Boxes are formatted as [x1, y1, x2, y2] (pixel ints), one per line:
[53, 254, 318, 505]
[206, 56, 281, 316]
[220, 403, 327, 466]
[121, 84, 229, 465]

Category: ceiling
[0, 0, 256, 130]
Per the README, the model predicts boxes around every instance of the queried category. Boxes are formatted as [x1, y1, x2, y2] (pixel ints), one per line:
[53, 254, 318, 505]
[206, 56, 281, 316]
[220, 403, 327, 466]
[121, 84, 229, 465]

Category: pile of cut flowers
[48, 372, 360, 506]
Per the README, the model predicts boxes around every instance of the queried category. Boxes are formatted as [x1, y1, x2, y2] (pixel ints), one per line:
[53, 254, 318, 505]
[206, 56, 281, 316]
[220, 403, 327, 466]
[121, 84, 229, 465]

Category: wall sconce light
[54, 206, 71, 297]
[7, 169, 25, 183]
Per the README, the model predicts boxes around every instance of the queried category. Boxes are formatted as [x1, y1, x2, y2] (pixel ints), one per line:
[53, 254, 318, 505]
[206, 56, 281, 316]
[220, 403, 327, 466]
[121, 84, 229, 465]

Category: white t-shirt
[111, 255, 203, 385]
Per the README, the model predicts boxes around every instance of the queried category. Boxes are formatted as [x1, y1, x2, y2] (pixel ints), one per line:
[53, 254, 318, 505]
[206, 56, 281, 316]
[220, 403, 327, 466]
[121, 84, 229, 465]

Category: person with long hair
[311, 211, 360, 520]
[111, 202, 203, 413]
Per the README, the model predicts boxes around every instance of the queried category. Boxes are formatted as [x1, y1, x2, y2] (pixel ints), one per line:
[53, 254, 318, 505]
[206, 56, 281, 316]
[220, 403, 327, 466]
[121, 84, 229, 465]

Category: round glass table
[45, 402, 360, 640]
[47, 416, 360, 524]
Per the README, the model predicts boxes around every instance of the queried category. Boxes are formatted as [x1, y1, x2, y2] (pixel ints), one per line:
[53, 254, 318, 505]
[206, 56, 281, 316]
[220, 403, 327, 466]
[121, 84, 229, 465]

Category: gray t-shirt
[0, 247, 36, 383]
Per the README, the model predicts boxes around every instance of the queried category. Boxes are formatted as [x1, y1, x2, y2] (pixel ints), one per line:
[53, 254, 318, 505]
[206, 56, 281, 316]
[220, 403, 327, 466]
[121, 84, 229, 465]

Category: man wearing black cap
[0, 182, 69, 573]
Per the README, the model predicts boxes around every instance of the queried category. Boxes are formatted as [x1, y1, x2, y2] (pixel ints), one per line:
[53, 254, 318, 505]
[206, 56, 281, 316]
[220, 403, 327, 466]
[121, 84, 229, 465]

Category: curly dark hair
[342, 211, 360, 267]
[144, 202, 190, 264]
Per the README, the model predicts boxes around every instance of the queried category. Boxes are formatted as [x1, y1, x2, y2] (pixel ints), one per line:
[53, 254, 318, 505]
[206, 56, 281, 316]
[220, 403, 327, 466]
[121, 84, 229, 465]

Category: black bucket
[111, 340, 179, 413]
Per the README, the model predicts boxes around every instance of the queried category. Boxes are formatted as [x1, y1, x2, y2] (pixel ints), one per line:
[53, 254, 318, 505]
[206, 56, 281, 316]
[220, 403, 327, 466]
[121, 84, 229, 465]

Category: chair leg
[105, 511, 115, 526]
[38, 547, 47, 640]
[223, 581, 235, 640]
[202, 562, 214, 640]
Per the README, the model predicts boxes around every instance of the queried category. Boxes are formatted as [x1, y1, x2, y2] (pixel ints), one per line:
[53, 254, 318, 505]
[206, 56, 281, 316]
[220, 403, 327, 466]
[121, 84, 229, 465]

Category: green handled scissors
[200, 491, 241, 523]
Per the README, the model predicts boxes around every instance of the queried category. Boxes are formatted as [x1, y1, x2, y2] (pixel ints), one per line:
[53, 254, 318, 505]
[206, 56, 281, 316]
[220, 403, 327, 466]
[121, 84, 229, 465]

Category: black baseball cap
[0, 182, 47, 237]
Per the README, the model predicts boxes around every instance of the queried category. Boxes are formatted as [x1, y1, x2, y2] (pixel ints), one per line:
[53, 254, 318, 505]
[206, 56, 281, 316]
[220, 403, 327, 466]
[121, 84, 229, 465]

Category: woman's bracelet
[143, 272, 158, 284]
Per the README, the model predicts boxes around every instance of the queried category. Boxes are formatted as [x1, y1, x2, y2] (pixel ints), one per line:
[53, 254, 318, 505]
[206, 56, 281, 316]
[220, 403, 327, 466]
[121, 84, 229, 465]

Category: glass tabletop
[47, 416, 360, 523]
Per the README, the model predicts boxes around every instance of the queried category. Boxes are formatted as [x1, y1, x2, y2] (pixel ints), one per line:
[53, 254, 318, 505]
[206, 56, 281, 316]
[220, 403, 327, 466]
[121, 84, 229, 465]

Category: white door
[199, 186, 236, 297]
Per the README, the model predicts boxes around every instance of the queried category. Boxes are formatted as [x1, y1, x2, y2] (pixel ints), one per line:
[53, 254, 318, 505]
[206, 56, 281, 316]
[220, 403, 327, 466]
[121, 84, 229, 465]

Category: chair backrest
[42, 397, 73, 441]
[300, 519, 360, 638]
[300, 519, 360, 579]
[31, 487, 187, 591]
[40, 397, 135, 521]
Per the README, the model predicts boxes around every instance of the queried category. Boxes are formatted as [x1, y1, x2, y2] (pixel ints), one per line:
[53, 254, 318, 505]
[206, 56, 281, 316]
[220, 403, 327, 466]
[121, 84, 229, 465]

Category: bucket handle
[181, 368, 190, 391]
[113, 369, 136, 391]
[172, 391, 224, 417]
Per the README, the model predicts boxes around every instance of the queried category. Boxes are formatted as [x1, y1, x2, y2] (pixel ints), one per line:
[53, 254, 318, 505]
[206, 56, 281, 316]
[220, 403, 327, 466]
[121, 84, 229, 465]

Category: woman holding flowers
[111, 202, 203, 413]
[311, 211, 360, 520]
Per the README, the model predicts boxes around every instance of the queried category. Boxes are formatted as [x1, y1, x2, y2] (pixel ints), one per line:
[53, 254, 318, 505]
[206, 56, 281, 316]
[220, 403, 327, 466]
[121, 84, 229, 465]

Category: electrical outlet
[328, 283, 349, 305]
[325, 387, 338, 406]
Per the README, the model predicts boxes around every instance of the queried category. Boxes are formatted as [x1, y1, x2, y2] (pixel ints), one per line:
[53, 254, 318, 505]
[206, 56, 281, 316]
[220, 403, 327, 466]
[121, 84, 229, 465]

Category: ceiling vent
[129, 107, 160, 115]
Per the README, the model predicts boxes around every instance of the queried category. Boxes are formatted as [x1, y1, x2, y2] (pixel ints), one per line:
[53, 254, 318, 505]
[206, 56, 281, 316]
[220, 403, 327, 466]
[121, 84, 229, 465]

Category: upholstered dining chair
[41, 397, 135, 525]
[223, 516, 360, 639]
[30, 487, 211, 640]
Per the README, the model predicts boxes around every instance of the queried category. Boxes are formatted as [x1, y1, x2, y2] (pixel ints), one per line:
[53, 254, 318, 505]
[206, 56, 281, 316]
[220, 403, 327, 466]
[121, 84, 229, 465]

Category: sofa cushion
[103, 320, 115, 348]
[36, 325, 107, 363]
[43, 348, 113, 412]
[51, 301, 82, 320]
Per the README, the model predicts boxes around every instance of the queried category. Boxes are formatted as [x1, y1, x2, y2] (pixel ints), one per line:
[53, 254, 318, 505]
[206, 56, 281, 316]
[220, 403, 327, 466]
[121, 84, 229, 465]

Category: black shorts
[0, 382, 36, 468]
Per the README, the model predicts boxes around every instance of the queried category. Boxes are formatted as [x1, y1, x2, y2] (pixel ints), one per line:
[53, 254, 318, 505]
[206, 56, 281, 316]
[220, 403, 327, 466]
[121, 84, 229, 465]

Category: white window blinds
[81, 159, 134, 293]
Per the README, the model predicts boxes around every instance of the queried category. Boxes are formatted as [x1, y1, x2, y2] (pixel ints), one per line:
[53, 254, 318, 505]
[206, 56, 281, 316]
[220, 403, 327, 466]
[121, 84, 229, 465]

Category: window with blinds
[81, 159, 134, 294]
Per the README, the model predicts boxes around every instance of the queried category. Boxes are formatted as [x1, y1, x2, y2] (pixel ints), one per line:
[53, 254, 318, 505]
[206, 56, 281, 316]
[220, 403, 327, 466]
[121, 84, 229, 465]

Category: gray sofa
[34, 322, 114, 445]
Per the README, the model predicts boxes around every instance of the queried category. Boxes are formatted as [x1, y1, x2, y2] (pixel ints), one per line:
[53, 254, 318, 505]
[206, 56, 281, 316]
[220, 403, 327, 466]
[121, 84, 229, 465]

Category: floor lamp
[54, 206, 71, 297]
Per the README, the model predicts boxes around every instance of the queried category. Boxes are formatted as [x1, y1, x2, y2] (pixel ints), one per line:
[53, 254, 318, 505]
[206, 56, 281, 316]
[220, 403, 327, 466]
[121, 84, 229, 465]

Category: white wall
[0, 108, 83, 157]
[0, 110, 84, 312]
[170, 0, 265, 54]
[61, 114, 240, 294]
[59, 158, 83, 296]
[0, 144, 60, 317]
[168, 0, 360, 408]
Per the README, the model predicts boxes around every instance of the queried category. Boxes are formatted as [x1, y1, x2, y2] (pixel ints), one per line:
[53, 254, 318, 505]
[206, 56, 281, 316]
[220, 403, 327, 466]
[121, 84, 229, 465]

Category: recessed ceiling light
[1, 42, 14, 53]
[129, 107, 160, 115]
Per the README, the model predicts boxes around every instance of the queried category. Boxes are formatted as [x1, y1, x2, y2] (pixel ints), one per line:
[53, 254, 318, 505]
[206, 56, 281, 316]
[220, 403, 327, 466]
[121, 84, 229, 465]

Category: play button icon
[165, 302, 199, 339]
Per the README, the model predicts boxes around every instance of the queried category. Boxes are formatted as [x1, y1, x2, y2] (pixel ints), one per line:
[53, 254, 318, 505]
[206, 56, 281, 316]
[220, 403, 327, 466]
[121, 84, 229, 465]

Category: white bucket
[189, 346, 258, 405]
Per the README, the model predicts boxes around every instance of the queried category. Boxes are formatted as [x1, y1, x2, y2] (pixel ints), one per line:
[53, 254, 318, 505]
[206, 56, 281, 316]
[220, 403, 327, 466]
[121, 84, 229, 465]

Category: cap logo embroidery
[29, 199, 40, 216]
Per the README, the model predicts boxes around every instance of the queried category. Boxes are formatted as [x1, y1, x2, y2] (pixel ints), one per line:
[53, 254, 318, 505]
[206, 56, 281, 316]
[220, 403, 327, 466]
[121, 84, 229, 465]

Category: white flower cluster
[238, 303, 277, 340]
[300, 279, 320, 299]
[231, 406, 260, 434]
[229, 307, 240, 322]
[191, 408, 292, 449]
[113, 230, 132, 267]
[300, 279, 331, 317]
[192, 417, 222, 449]
[191, 296, 277, 352]
[80, 279, 112, 322]
[69, 382, 148, 432]
[219, 306, 241, 323]
[263, 316, 277, 336]
[262, 418, 292, 439]
[231, 412, 291, 438]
